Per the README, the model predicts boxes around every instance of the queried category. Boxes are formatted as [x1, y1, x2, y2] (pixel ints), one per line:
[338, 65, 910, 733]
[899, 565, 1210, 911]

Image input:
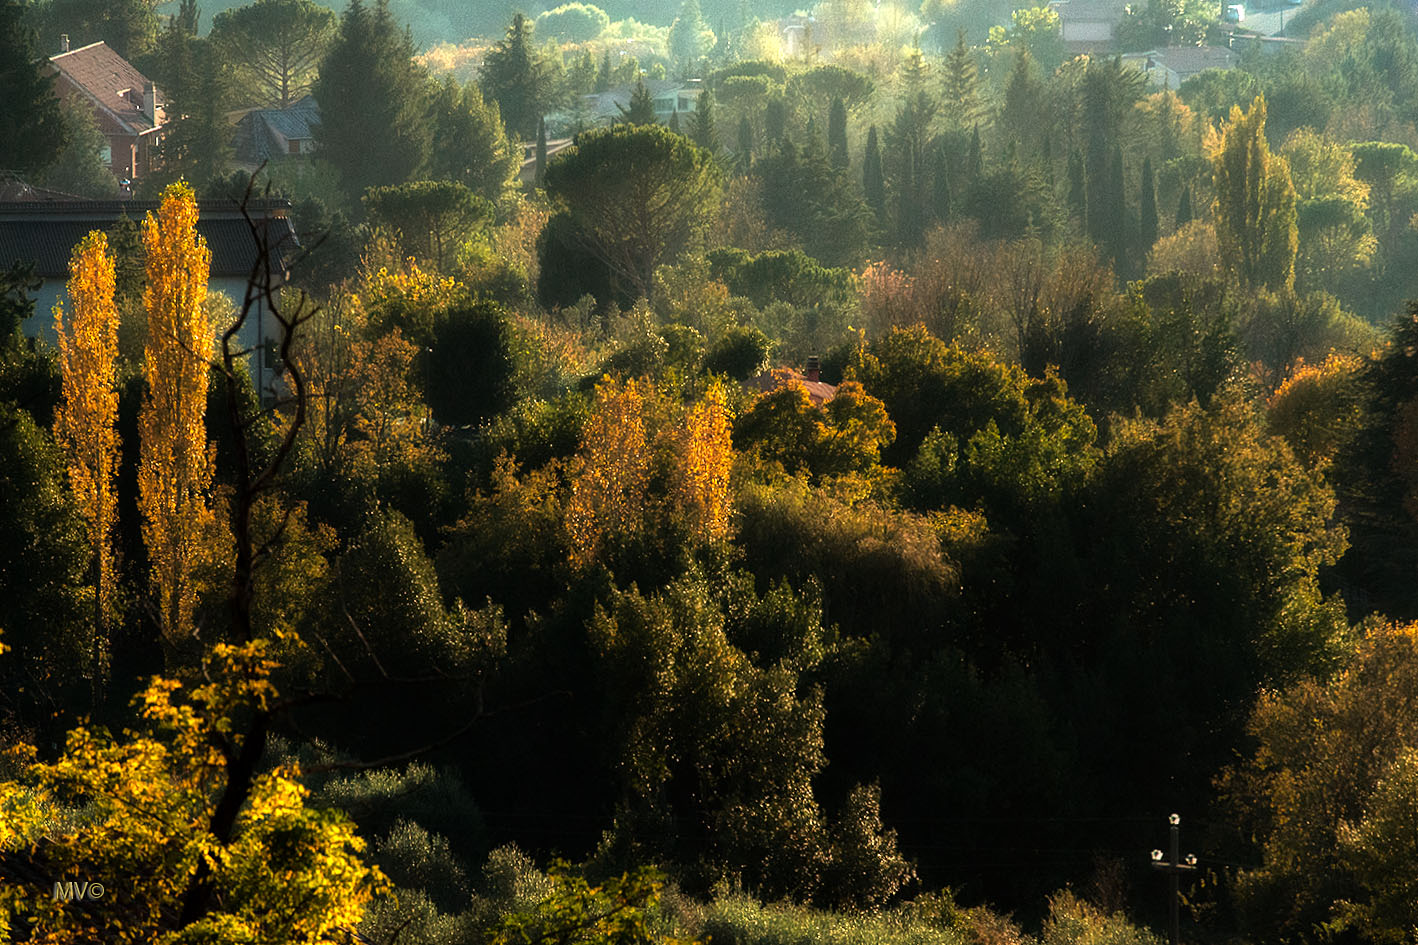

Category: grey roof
[0, 198, 298, 279]
[233, 97, 321, 164]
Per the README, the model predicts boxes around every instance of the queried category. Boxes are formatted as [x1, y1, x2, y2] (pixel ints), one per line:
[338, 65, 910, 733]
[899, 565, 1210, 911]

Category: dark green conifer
[765, 96, 787, 145]
[535, 115, 547, 184]
[828, 95, 848, 169]
[1176, 184, 1193, 227]
[864, 124, 885, 219]
[0, 1, 67, 176]
[1140, 155, 1159, 251]
[931, 144, 951, 225]
[619, 77, 657, 125]
[1067, 148, 1085, 218]
[690, 86, 716, 150]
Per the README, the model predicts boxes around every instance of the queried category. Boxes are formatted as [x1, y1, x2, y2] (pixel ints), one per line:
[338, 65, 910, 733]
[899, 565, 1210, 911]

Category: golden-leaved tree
[668, 379, 735, 543]
[137, 183, 218, 641]
[52, 231, 120, 673]
[566, 377, 652, 568]
[0, 638, 388, 943]
[1208, 95, 1298, 292]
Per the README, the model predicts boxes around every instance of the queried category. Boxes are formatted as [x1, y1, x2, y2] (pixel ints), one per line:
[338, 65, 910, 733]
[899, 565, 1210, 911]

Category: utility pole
[1150, 813, 1197, 945]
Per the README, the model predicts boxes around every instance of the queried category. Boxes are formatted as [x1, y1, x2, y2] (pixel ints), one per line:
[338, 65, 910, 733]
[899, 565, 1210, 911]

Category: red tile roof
[49, 41, 164, 137]
[747, 367, 838, 407]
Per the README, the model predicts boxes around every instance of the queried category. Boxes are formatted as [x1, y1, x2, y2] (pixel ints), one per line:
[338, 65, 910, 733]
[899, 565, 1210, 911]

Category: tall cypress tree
[931, 144, 952, 225]
[1140, 154, 1159, 251]
[897, 145, 918, 245]
[313, 0, 430, 202]
[596, 49, 611, 91]
[765, 96, 787, 145]
[1108, 144, 1127, 269]
[689, 86, 716, 151]
[1, 1, 67, 176]
[155, 32, 233, 190]
[863, 124, 885, 220]
[737, 114, 753, 170]
[481, 12, 550, 141]
[1067, 148, 1086, 219]
[535, 115, 547, 185]
[968, 124, 982, 180]
[828, 95, 848, 169]
[1175, 184, 1193, 228]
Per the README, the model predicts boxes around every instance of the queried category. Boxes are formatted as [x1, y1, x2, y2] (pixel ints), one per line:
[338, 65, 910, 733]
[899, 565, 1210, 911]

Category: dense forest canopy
[5, 0, 1418, 942]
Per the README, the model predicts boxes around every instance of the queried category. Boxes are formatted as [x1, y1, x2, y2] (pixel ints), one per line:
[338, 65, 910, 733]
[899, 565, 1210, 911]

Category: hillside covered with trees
[6, 0, 1418, 943]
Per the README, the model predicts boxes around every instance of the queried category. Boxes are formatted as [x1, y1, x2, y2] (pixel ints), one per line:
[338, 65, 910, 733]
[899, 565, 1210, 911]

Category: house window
[289, 139, 300, 155]
[99, 143, 112, 165]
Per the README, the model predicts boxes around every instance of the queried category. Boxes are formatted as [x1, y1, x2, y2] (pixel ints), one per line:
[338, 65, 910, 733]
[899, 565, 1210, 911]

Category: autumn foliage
[566, 376, 652, 568]
[137, 183, 218, 641]
[668, 379, 735, 543]
[0, 639, 387, 943]
[52, 231, 121, 655]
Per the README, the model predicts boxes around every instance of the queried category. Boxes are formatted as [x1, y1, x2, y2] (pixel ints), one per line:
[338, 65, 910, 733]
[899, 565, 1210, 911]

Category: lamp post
[1150, 813, 1197, 945]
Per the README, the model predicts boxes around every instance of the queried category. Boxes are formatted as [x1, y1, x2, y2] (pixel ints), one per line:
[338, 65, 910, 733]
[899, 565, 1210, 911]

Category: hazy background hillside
[155, 0, 805, 48]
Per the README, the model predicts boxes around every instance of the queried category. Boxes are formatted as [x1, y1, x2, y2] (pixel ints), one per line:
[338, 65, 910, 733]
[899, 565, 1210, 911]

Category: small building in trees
[576, 80, 702, 127]
[519, 137, 574, 183]
[231, 96, 321, 170]
[1049, 0, 1129, 51]
[1122, 46, 1240, 88]
[746, 361, 838, 407]
[48, 38, 167, 185]
[0, 196, 297, 397]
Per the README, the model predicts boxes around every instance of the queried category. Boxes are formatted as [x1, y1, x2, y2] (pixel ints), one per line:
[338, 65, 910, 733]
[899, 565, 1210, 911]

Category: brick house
[48, 37, 166, 186]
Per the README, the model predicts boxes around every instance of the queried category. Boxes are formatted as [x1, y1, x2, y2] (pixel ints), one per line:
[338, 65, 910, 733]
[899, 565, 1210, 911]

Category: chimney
[59, 33, 69, 53]
[805, 355, 821, 383]
[143, 81, 157, 123]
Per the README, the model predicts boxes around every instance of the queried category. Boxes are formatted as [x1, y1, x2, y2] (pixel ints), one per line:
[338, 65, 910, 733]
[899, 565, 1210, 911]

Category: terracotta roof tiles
[49, 41, 164, 136]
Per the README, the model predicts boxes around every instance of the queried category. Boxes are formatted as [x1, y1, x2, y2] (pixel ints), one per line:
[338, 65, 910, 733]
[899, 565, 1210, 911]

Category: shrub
[1039, 890, 1164, 945]
[699, 895, 969, 945]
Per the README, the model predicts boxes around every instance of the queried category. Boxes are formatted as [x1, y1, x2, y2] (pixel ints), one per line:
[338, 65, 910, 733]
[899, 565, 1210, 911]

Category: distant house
[577, 79, 703, 127]
[0, 196, 298, 399]
[779, 14, 828, 57]
[518, 138, 575, 183]
[232, 96, 321, 169]
[747, 360, 837, 407]
[48, 37, 166, 185]
[1049, 0, 1130, 51]
[1122, 46, 1240, 88]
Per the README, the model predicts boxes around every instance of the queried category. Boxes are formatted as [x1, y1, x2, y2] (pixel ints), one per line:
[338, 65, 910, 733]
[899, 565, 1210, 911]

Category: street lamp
[1150, 813, 1197, 945]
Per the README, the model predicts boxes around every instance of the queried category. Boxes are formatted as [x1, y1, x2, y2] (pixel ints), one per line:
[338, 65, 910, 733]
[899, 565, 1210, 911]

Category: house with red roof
[48, 37, 166, 186]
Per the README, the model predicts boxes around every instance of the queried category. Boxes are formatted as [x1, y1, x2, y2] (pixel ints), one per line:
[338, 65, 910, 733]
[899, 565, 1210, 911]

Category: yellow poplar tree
[138, 182, 216, 640]
[669, 379, 735, 542]
[566, 377, 651, 568]
[1208, 95, 1298, 291]
[52, 231, 121, 668]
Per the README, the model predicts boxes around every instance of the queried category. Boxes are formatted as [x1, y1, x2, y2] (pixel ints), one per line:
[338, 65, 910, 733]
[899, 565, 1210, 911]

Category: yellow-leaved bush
[565, 377, 653, 569]
[565, 376, 739, 569]
[668, 379, 735, 544]
[0, 637, 388, 944]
